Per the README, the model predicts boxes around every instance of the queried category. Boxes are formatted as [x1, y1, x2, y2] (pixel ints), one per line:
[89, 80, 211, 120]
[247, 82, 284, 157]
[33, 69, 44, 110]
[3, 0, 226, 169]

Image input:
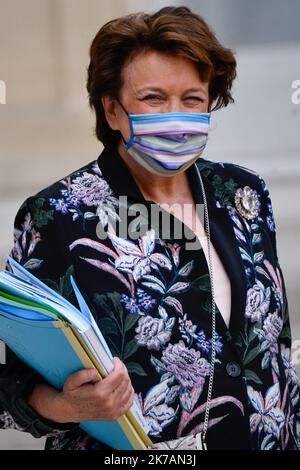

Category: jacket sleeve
[0, 195, 79, 438]
[258, 176, 300, 423]
[257, 176, 291, 347]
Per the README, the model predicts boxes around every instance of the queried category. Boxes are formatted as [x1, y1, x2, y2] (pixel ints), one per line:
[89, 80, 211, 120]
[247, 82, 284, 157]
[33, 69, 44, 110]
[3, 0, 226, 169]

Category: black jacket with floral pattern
[0, 145, 299, 450]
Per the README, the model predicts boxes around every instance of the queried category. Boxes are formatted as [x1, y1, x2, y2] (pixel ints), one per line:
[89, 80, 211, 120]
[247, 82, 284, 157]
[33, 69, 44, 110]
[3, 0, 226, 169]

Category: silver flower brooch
[234, 186, 260, 220]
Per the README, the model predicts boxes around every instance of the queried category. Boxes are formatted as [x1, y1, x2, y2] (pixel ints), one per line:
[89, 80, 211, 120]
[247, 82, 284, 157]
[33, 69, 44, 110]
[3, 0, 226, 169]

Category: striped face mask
[117, 100, 211, 176]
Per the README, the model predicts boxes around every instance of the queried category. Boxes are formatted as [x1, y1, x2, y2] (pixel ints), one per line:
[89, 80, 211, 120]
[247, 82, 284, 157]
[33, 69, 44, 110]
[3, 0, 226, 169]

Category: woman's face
[102, 49, 210, 145]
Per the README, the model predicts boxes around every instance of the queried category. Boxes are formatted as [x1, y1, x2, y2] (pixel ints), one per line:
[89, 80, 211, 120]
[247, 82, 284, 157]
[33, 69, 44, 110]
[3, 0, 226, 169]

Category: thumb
[64, 368, 98, 391]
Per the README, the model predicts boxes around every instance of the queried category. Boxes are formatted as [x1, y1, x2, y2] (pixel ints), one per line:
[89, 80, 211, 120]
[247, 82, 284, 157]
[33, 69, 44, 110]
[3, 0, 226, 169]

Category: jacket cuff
[6, 369, 79, 439]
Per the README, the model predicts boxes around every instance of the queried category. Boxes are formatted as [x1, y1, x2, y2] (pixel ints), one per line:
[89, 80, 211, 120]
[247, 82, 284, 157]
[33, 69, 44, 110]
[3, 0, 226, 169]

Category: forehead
[121, 49, 209, 93]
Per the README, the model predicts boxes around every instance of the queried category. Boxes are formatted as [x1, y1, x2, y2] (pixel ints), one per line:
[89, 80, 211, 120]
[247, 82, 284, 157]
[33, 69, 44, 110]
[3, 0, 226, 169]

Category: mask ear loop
[116, 98, 129, 115]
[115, 98, 134, 150]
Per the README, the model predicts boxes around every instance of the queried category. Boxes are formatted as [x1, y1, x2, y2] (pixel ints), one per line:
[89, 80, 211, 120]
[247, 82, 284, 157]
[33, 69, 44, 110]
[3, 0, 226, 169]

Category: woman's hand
[28, 357, 135, 424]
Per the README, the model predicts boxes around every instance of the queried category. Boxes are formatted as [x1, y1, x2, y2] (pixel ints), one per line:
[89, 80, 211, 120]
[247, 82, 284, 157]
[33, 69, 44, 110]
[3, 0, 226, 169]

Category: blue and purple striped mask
[118, 101, 211, 177]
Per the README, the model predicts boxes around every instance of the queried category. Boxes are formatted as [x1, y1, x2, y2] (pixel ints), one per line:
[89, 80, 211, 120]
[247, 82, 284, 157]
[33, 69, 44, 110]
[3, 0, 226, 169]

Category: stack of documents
[0, 256, 152, 450]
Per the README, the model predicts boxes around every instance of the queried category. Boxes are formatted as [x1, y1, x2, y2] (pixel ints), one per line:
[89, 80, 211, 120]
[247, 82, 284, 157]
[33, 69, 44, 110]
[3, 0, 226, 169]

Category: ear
[101, 96, 119, 130]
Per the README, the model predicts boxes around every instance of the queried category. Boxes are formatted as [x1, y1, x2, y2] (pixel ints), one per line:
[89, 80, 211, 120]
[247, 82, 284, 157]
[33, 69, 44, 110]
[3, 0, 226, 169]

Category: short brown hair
[87, 6, 237, 149]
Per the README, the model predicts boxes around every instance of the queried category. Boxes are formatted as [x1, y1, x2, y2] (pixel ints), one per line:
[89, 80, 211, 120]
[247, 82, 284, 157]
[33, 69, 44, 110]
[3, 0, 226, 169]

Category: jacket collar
[97, 145, 145, 201]
[97, 145, 247, 342]
[97, 145, 214, 206]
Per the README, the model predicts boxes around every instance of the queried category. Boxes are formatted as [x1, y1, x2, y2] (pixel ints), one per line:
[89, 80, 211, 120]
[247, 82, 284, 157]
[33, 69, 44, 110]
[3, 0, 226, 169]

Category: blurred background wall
[0, 0, 299, 449]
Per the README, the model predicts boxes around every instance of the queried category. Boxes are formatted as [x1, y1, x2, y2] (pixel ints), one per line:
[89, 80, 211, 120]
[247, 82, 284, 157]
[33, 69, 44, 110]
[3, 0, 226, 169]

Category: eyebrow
[137, 87, 207, 94]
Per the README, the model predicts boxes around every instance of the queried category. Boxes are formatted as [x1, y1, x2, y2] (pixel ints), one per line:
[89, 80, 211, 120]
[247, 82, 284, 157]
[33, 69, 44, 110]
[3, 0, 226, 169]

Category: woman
[1, 6, 299, 450]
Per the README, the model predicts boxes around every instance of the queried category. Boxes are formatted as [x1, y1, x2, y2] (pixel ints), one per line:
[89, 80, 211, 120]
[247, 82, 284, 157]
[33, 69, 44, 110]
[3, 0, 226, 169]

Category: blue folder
[0, 259, 150, 450]
[0, 309, 140, 449]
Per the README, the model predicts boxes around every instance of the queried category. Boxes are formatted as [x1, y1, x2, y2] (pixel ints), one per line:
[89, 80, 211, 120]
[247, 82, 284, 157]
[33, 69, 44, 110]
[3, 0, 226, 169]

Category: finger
[64, 368, 97, 391]
[97, 385, 134, 421]
[119, 382, 134, 407]
[113, 357, 129, 375]
[113, 377, 133, 404]
[112, 357, 128, 375]
[101, 358, 130, 391]
[110, 387, 134, 421]
[112, 373, 131, 396]
[118, 394, 135, 417]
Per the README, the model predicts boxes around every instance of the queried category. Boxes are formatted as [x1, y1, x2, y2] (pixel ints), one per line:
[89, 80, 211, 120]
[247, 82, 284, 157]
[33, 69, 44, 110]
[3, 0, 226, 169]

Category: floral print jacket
[0, 145, 299, 450]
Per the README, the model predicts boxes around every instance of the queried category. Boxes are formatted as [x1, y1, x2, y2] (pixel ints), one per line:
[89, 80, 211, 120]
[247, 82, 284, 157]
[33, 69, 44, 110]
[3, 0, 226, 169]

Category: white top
[170, 207, 232, 328]
[198, 235, 232, 328]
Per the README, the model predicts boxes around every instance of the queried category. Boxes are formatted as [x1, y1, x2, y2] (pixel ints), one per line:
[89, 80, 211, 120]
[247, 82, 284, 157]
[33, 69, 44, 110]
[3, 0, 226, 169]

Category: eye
[142, 94, 164, 101]
[184, 96, 204, 102]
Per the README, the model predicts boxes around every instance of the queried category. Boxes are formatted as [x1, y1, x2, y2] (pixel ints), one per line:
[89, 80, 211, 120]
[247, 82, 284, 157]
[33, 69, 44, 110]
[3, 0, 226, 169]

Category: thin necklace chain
[195, 164, 217, 446]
